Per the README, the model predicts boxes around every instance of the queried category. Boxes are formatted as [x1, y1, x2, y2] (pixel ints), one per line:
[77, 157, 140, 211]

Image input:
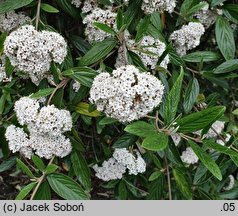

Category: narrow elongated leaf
[16, 159, 35, 179]
[183, 51, 221, 62]
[71, 151, 91, 190]
[0, 0, 34, 14]
[15, 182, 37, 200]
[183, 78, 199, 113]
[203, 140, 238, 157]
[45, 164, 58, 174]
[142, 132, 168, 151]
[177, 106, 226, 133]
[30, 88, 55, 99]
[78, 38, 117, 66]
[188, 140, 222, 180]
[32, 155, 45, 172]
[213, 59, 238, 74]
[173, 168, 192, 199]
[124, 121, 156, 137]
[76, 102, 101, 117]
[94, 22, 116, 35]
[41, 3, 59, 13]
[47, 173, 89, 200]
[163, 67, 184, 124]
[215, 16, 235, 60]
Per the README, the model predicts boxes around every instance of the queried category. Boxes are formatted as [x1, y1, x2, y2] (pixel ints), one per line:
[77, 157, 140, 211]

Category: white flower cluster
[193, 2, 217, 29]
[82, 0, 98, 13]
[89, 65, 164, 122]
[170, 22, 205, 56]
[132, 35, 170, 69]
[0, 11, 31, 33]
[83, 8, 116, 43]
[181, 147, 199, 164]
[93, 148, 146, 181]
[4, 25, 67, 85]
[141, 0, 176, 14]
[5, 97, 72, 159]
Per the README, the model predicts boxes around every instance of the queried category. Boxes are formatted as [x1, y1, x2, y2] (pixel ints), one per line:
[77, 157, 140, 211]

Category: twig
[164, 156, 172, 200]
[35, 0, 42, 30]
[30, 156, 55, 200]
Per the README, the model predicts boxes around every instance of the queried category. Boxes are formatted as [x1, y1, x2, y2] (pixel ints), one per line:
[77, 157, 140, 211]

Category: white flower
[181, 147, 199, 164]
[14, 97, 40, 126]
[141, 0, 176, 14]
[223, 175, 235, 191]
[72, 81, 81, 92]
[0, 11, 31, 33]
[82, 0, 98, 13]
[206, 121, 225, 138]
[170, 22, 205, 56]
[71, 0, 82, 7]
[5, 125, 32, 159]
[83, 8, 116, 43]
[89, 65, 164, 122]
[93, 158, 127, 181]
[4, 25, 67, 85]
[171, 133, 181, 146]
[94, 148, 146, 181]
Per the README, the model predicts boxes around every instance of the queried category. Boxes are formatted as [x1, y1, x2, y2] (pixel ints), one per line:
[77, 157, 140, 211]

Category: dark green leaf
[183, 51, 221, 62]
[16, 159, 35, 179]
[183, 78, 200, 114]
[41, 3, 59, 13]
[149, 171, 162, 181]
[0, 156, 16, 172]
[78, 38, 117, 66]
[34, 181, 51, 200]
[188, 140, 222, 180]
[116, 9, 124, 30]
[0, 0, 34, 14]
[142, 132, 168, 151]
[215, 16, 235, 60]
[213, 59, 238, 74]
[94, 22, 116, 35]
[112, 133, 137, 149]
[30, 88, 55, 99]
[177, 106, 226, 133]
[15, 182, 37, 200]
[71, 151, 91, 190]
[124, 121, 156, 137]
[45, 164, 58, 174]
[118, 181, 127, 200]
[163, 67, 184, 124]
[32, 155, 45, 172]
[47, 173, 89, 200]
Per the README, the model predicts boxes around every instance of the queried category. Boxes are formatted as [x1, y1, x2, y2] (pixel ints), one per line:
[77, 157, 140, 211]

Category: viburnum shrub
[0, 0, 238, 200]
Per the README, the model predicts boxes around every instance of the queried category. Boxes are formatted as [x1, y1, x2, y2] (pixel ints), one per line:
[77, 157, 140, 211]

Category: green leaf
[142, 132, 168, 151]
[149, 171, 162, 181]
[213, 59, 238, 74]
[94, 22, 116, 35]
[45, 164, 58, 175]
[223, 4, 238, 23]
[177, 106, 226, 133]
[32, 155, 45, 172]
[215, 16, 235, 60]
[78, 38, 117, 66]
[15, 182, 37, 200]
[99, 117, 117, 125]
[186, 2, 208, 17]
[183, 51, 221, 63]
[135, 16, 150, 42]
[203, 140, 238, 157]
[124, 121, 156, 137]
[118, 181, 128, 200]
[34, 181, 51, 200]
[47, 173, 89, 200]
[0, 32, 7, 55]
[163, 67, 184, 124]
[172, 168, 192, 199]
[56, 0, 81, 19]
[0, 0, 34, 14]
[76, 102, 101, 117]
[30, 88, 55, 99]
[16, 159, 35, 179]
[183, 78, 199, 114]
[188, 140, 222, 180]
[150, 12, 162, 32]
[232, 109, 238, 116]
[71, 151, 91, 190]
[116, 9, 124, 30]
[0, 156, 16, 172]
[41, 3, 59, 13]
[63, 67, 98, 88]
[112, 133, 137, 149]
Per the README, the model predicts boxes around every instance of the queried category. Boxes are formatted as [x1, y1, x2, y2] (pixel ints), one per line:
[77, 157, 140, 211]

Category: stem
[164, 156, 172, 200]
[35, 0, 42, 30]
[30, 156, 55, 200]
